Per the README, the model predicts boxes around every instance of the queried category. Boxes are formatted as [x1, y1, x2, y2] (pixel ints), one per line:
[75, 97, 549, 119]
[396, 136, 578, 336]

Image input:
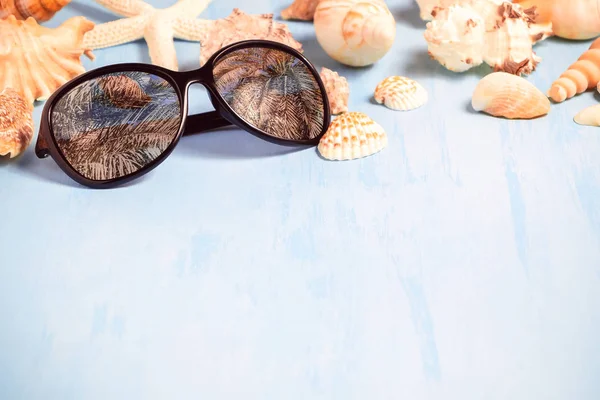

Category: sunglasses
[34, 40, 331, 188]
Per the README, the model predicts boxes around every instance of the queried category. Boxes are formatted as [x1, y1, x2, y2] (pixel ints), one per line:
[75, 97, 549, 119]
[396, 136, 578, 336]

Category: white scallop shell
[374, 76, 428, 111]
[318, 111, 387, 161]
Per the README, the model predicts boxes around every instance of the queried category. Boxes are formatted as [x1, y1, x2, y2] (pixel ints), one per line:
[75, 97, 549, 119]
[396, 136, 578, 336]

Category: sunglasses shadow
[1, 149, 79, 188]
[2, 127, 310, 188]
[177, 127, 312, 160]
[2, 148, 152, 189]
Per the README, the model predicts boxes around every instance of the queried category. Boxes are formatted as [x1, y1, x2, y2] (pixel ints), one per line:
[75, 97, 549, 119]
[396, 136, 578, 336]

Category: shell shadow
[403, 49, 491, 79]
[390, 1, 425, 29]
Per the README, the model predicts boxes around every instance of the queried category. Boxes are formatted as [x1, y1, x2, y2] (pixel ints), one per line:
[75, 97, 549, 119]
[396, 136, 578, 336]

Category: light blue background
[1, 0, 599, 398]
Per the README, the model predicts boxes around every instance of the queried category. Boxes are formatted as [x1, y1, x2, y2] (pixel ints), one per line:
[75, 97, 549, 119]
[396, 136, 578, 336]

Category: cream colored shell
[416, 0, 479, 20]
[574, 104, 600, 126]
[0, 88, 34, 158]
[423, 5, 486, 72]
[0, 0, 70, 22]
[314, 0, 396, 67]
[471, 72, 550, 119]
[424, 0, 552, 75]
[374, 76, 428, 111]
[318, 111, 387, 160]
[0, 15, 95, 105]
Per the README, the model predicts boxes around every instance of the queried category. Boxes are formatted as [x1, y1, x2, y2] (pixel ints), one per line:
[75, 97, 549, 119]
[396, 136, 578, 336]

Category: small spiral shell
[548, 37, 600, 103]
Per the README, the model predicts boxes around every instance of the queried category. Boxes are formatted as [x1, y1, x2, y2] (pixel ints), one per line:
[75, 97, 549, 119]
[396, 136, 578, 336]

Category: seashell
[424, 4, 486, 72]
[548, 37, 600, 103]
[0, 0, 71, 22]
[424, 0, 552, 75]
[318, 111, 387, 160]
[281, 0, 320, 20]
[0, 15, 95, 105]
[319, 67, 349, 115]
[198, 9, 303, 66]
[0, 88, 34, 158]
[416, 0, 452, 20]
[313, 0, 396, 67]
[420, 0, 553, 38]
[98, 75, 152, 109]
[374, 76, 428, 111]
[574, 104, 600, 126]
[471, 71, 550, 119]
[514, 0, 600, 40]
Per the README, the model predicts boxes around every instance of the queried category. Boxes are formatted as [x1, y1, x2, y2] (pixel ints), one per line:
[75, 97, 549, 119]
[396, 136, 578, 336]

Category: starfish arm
[92, 0, 154, 17]
[168, 0, 212, 18]
[145, 20, 179, 71]
[82, 16, 147, 49]
[173, 18, 212, 41]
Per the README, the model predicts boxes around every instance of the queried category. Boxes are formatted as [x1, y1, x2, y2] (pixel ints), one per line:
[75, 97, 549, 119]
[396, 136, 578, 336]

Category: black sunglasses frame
[35, 40, 331, 189]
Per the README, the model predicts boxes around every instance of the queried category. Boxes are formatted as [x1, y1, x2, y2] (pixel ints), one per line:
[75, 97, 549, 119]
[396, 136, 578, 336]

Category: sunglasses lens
[50, 71, 182, 181]
[213, 46, 326, 142]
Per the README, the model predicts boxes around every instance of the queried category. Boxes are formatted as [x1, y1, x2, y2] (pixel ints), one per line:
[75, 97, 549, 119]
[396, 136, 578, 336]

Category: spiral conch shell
[514, 0, 600, 40]
[0, 15, 95, 105]
[548, 37, 600, 103]
[318, 111, 387, 160]
[471, 72, 550, 119]
[374, 76, 428, 111]
[314, 0, 396, 67]
[0, 88, 34, 158]
[0, 0, 70, 22]
[424, 0, 552, 75]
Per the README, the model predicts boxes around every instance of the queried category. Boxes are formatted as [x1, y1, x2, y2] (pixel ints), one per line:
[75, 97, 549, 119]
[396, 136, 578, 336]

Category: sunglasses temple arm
[35, 132, 50, 158]
[182, 111, 233, 136]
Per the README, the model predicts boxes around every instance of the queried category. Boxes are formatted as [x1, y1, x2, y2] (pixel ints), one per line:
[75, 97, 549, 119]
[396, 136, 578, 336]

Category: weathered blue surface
[1, 0, 599, 398]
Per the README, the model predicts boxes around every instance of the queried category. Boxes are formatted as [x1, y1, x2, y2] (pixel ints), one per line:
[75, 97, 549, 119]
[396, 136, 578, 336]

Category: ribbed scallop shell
[0, 88, 33, 158]
[0, 0, 71, 22]
[314, 0, 396, 67]
[318, 111, 387, 160]
[374, 76, 428, 111]
[0, 15, 95, 105]
[471, 71, 550, 119]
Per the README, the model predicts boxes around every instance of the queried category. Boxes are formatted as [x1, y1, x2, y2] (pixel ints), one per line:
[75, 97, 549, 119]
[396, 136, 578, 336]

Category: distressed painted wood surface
[1, 0, 599, 398]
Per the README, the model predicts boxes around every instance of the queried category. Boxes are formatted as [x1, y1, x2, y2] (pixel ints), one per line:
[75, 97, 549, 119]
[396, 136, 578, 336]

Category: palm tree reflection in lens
[51, 71, 181, 181]
[213, 47, 325, 141]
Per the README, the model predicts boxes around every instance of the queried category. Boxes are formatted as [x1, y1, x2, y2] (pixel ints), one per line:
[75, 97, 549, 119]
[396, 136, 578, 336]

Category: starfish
[83, 1, 304, 71]
[83, 0, 212, 71]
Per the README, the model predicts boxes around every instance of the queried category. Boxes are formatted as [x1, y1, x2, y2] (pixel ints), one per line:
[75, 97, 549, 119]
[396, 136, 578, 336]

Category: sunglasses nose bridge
[176, 66, 212, 88]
